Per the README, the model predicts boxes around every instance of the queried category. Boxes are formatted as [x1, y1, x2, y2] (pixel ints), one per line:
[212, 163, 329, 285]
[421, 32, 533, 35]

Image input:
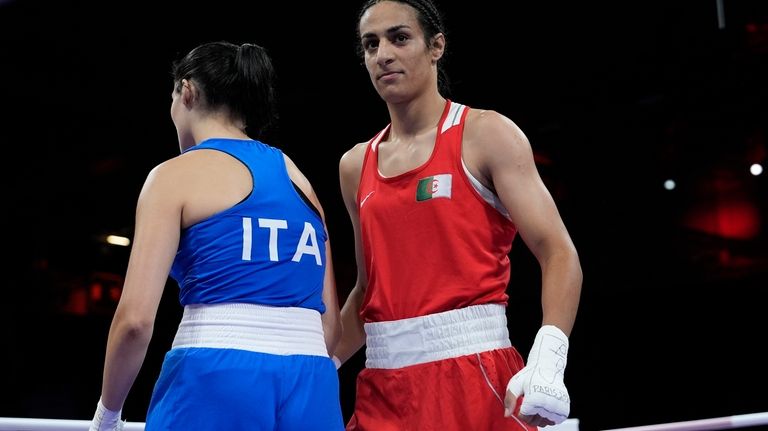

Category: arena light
[105, 235, 131, 247]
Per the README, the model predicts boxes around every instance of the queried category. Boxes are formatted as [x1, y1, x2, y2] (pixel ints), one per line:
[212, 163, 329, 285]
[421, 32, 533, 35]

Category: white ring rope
[0, 412, 764, 431]
[0, 417, 585, 430]
[602, 412, 768, 431]
[0, 417, 144, 431]
[0, 417, 588, 431]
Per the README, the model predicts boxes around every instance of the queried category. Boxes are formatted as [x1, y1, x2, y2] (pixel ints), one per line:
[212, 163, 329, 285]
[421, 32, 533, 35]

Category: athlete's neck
[190, 116, 250, 146]
[386, 95, 446, 140]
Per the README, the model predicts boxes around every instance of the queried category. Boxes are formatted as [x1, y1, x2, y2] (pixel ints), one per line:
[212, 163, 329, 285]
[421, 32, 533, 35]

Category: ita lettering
[241, 217, 322, 265]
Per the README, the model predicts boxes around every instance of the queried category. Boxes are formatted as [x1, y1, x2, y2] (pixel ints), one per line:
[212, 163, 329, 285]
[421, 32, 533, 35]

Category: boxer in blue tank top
[89, 41, 343, 431]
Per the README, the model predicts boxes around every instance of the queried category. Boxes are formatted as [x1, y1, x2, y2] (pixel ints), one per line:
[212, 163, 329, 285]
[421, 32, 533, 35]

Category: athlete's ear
[180, 79, 198, 107]
[430, 33, 445, 63]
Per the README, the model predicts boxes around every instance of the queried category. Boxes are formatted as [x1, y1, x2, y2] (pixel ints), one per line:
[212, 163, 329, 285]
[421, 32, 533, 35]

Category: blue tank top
[169, 138, 327, 313]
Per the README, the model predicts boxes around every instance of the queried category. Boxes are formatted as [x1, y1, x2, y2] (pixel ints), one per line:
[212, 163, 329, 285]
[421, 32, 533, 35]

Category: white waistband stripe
[365, 303, 511, 369]
[172, 303, 328, 357]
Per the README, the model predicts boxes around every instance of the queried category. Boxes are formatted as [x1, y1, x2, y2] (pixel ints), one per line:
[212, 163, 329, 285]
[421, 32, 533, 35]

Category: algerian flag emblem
[416, 174, 452, 201]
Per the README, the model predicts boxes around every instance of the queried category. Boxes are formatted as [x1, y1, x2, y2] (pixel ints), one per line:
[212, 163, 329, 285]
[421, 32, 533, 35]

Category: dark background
[1, 1, 766, 430]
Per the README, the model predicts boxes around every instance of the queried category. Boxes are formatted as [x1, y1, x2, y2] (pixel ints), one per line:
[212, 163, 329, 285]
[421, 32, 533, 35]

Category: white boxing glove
[89, 398, 125, 431]
[506, 325, 570, 424]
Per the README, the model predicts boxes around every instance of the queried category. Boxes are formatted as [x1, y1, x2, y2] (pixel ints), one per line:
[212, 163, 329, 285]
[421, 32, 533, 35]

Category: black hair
[356, 0, 451, 97]
[172, 41, 278, 139]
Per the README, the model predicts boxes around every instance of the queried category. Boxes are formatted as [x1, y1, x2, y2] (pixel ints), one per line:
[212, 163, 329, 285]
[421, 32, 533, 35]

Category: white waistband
[364, 303, 511, 369]
[172, 303, 329, 357]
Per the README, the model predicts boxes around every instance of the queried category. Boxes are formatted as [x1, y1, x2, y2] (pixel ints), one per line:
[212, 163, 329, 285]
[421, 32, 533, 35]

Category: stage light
[106, 235, 131, 246]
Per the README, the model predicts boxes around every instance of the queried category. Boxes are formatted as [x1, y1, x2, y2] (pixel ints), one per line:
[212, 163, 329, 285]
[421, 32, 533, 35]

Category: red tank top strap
[433, 100, 470, 170]
[357, 125, 391, 205]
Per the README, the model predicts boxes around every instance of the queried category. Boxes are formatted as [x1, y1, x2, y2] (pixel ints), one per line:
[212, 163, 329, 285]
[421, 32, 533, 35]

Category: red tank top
[357, 100, 518, 322]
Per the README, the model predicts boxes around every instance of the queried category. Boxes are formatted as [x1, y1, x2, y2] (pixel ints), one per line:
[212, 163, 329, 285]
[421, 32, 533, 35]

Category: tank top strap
[434, 100, 470, 165]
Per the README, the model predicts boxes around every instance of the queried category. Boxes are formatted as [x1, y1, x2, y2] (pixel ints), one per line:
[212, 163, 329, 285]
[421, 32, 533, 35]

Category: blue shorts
[145, 347, 344, 430]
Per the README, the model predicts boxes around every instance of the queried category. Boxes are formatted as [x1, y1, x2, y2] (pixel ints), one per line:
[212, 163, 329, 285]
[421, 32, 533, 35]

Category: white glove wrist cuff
[91, 398, 124, 431]
[97, 399, 121, 419]
[529, 325, 569, 364]
[540, 324, 568, 341]
[506, 325, 571, 424]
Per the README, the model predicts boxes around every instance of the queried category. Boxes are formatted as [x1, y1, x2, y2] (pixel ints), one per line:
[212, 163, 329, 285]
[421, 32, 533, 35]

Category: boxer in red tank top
[334, 1, 583, 430]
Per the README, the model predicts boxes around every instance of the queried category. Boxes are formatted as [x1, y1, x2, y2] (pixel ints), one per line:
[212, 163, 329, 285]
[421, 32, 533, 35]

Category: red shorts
[346, 347, 537, 431]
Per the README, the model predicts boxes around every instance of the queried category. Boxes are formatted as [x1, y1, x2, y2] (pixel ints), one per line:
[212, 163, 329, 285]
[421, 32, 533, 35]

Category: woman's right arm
[332, 143, 369, 365]
[98, 161, 184, 412]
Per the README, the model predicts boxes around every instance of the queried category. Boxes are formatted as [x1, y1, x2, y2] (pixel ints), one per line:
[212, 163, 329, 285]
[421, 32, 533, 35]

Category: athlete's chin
[375, 88, 411, 105]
